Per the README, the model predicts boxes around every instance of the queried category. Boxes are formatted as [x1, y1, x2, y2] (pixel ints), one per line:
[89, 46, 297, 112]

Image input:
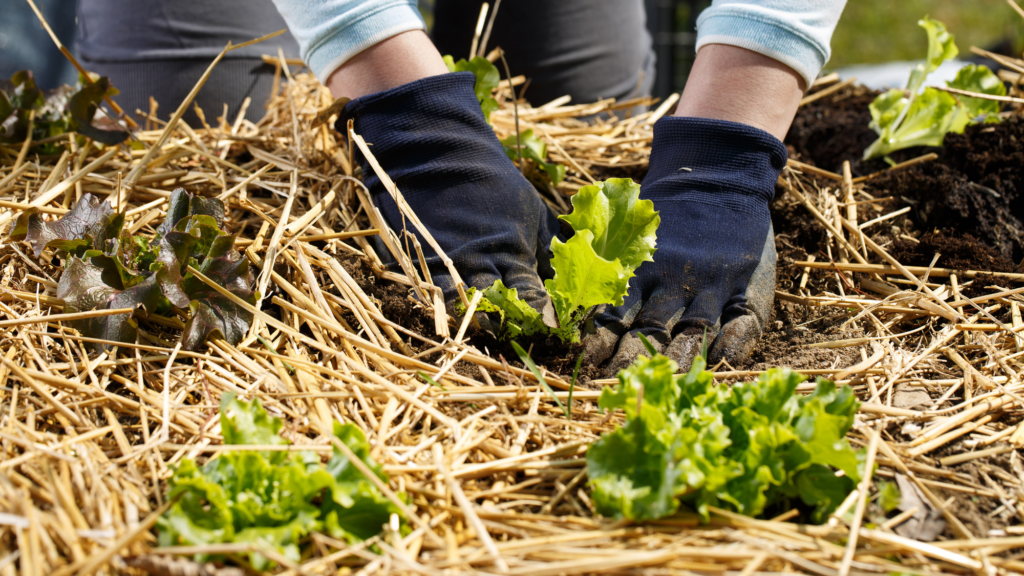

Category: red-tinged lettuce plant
[159, 394, 401, 571]
[464, 178, 659, 343]
[10, 189, 254, 350]
[864, 17, 1006, 160]
[1, 70, 128, 151]
[587, 345, 863, 523]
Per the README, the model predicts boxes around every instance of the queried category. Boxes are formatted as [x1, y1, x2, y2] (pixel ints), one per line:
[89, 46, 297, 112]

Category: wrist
[673, 44, 803, 141]
[643, 116, 786, 212]
[325, 30, 450, 100]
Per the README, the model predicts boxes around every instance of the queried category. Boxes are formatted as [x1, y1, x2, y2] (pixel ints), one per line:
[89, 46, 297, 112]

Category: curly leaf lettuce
[11, 190, 255, 351]
[461, 280, 548, 340]
[159, 394, 400, 571]
[864, 18, 1006, 160]
[1, 69, 127, 149]
[11, 193, 124, 258]
[948, 63, 1005, 120]
[588, 353, 862, 522]
[907, 16, 958, 95]
[463, 178, 658, 343]
[546, 179, 659, 340]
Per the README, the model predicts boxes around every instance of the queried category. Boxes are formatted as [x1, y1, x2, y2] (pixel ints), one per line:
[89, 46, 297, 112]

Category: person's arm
[271, 0, 562, 319]
[325, 30, 449, 99]
[270, 0, 447, 99]
[675, 0, 846, 140]
[586, 1, 847, 372]
[675, 45, 803, 141]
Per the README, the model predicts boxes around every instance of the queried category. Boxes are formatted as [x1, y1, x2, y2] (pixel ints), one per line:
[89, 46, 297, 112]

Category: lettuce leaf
[159, 394, 401, 570]
[546, 179, 658, 340]
[443, 55, 500, 123]
[463, 179, 659, 344]
[588, 353, 861, 522]
[462, 280, 548, 339]
[11, 190, 255, 351]
[11, 193, 124, 258]
[948, 63, 1005, 120]
[864, 18, 1006, 159]
[1, 70, 127, 149]
[500, 129, 566, 185]
[907, 17, 958, 95]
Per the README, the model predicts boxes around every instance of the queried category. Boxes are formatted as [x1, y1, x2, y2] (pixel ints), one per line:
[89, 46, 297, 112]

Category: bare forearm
[673, 44, 804, 141]
[325, 30, 450, 100]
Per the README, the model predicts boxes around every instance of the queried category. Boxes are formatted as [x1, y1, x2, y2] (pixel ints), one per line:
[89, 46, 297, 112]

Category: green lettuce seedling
[443, 55, 501, 122]
[159, 394, 400, 571]
[463, 178, 659, 343]
[587, 350, 862, 522]
[500, 129, 567, 185]
[864, 17, 1006, 160]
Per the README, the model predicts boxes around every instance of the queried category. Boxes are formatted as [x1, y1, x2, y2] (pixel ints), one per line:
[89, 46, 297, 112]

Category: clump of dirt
[337, 256, 436, 348]
[889, 230, 1022, 297]
[335, 255, 595, 380]
[785, 86, 1024, 263]
[462, 326, 600, 385]
[785, 86, 882, 173]
[746, 300, 865, 374]
[890, 229, 1021, 272]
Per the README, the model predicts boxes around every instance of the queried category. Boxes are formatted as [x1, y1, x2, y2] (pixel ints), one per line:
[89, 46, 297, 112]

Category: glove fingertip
[604, 332, 664, 377]
[708, 314, 763, 367]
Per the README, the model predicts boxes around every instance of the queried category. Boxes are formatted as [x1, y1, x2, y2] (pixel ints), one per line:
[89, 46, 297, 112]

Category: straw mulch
[1, 49, 1024, 576]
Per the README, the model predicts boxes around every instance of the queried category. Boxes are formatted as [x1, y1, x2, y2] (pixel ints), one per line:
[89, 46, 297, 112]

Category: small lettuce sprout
[864, 17, 1006, 160]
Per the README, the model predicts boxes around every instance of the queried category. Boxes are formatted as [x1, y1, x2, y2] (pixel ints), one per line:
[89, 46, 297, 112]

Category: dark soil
[334, 255, 600, 383]
[786, 84, 1024, 263]
[889, 230, 1023, 297]
[460, 326, 603, 385]
[746, 301, 864, 374]
[339, 256, 436, 340]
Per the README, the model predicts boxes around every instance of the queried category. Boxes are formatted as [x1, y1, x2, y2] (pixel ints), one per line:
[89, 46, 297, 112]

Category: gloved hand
[339, 72, 560, 316]
[584, 117, 786, 373]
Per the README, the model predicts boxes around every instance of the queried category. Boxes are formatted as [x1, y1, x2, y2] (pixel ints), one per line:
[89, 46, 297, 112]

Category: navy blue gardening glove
[584, 117, 786, 373]
[340, 73, 560, 317]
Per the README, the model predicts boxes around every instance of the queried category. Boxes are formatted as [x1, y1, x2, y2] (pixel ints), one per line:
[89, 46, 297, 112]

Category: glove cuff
[339, 71, 480, 125]
[336, 72, 513, 197]
[643, 116, 788, 208]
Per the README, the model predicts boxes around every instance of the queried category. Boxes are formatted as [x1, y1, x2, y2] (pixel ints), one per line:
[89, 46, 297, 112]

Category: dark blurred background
[5, 0, 1024, 97]
[0, 0, 78, 89]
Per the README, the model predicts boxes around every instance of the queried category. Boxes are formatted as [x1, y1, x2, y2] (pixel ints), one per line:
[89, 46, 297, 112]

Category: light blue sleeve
[270, 0, 426, 83]
[696, 0, 847, 88]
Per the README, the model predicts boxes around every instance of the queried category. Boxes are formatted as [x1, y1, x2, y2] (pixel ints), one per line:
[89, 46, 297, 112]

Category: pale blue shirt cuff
[696, 0, 846, 88]
[271, 0, 426, 83]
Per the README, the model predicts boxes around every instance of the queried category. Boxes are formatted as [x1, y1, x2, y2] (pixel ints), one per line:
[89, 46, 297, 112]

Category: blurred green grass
[828, 0, 1024, 69]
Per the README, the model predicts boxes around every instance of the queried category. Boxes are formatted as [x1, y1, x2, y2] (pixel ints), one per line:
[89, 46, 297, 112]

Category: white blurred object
[836, 59, 970, 90]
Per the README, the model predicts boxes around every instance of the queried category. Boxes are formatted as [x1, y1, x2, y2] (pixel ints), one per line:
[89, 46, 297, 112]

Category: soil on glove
[786, 85, 1024, 263]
